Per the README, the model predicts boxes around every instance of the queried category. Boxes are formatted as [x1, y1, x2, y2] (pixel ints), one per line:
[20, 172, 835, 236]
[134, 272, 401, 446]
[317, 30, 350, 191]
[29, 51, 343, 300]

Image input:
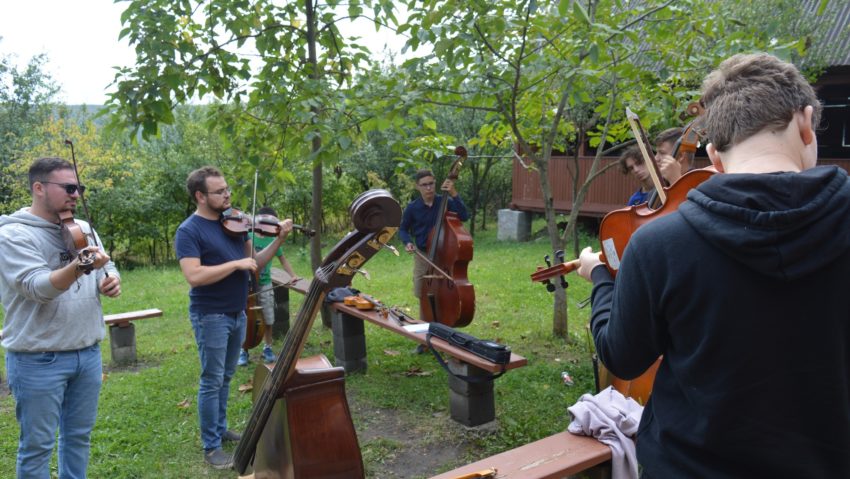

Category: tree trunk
[305, 0, 331, 328]
[535, 155, 569, 339]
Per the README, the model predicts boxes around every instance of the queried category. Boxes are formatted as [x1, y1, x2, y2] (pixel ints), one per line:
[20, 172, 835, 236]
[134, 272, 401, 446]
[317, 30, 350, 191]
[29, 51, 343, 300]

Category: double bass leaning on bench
[233, 189, 402, 478]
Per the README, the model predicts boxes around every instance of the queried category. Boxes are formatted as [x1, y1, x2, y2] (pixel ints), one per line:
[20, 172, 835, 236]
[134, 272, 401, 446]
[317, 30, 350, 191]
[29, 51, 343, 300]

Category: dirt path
[349, 393, 496, 479]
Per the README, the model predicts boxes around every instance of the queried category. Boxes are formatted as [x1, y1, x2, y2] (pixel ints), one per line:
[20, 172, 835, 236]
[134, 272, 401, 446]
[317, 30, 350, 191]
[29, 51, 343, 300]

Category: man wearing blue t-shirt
[174, 166, 292, 469]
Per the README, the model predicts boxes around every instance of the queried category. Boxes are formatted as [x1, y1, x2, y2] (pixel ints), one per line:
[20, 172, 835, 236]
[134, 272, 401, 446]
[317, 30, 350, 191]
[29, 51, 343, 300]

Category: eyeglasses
[205, 188, 231, 196]
[418, 182, 436, 189]
[42, 182, 86, 195]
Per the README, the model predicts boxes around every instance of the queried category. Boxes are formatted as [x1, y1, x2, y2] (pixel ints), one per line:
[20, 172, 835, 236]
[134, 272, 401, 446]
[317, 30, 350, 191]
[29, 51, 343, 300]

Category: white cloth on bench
[567, 386, 643, 479]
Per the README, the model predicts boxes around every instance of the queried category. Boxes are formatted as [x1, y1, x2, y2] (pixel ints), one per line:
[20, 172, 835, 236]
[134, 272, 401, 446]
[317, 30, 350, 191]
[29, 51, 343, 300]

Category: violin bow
[411, 247, 454, 282]
[250, 168, 260, 261]
[625, 107, 667, 205]
[64, 139, 109, 277]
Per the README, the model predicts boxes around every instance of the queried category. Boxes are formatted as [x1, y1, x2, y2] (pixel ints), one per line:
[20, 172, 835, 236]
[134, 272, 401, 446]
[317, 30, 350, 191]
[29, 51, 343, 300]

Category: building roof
[805, 0, 850, 67]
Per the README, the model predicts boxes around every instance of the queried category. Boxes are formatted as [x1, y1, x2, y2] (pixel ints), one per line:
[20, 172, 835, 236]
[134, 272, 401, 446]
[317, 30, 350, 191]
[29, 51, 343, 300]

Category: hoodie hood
[679, 165, 850, 280]
[0, 208, 60, 230]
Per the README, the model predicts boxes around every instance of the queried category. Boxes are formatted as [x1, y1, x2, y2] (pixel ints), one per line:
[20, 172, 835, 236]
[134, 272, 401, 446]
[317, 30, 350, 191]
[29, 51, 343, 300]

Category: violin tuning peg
[546, 282, 556, 293]
[555, 250, 565, 262]
[544, 255, 552, 267]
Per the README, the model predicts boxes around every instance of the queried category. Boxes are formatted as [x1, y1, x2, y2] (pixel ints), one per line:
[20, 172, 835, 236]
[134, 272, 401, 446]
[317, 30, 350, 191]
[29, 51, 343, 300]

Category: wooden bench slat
[270, 267, 527, 373]
[104, 308, 163, 326]
[429, 432, 612, 479]
[269, 269, 310, 295]
[332, 302, 527, 373]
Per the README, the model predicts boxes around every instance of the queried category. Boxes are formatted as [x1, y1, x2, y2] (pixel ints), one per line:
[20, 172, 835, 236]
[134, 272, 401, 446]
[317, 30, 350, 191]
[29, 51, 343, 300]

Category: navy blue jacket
[398, 194, 469, 251]
[590, 166, 850, 478]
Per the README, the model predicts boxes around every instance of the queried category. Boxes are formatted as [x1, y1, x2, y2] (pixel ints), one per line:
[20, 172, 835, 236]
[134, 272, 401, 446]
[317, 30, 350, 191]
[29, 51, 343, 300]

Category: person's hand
[287, 274, 301, 285]
[100, 275, 121, 298]
[278, 218, 293, 239]
[235, 257, 258, 272]
[82, 246, 111, 271]
[405, 242, 416, 253]
[657, 154, 682, 185]
[577, 247, 604, 282]
[441, 179, 457, 197]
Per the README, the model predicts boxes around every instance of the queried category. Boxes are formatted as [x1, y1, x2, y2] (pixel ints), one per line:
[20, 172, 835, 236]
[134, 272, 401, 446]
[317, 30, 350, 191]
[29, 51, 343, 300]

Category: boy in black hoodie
[577, 53, 850, 478]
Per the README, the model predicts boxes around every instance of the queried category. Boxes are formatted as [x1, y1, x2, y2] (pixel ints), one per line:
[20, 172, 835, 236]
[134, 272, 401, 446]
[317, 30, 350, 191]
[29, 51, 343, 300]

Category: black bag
[426, 322, 511, 382]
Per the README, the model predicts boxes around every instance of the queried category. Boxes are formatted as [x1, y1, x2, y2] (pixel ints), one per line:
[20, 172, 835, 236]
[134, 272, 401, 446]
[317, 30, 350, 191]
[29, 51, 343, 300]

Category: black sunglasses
[42, 181, 86, 195]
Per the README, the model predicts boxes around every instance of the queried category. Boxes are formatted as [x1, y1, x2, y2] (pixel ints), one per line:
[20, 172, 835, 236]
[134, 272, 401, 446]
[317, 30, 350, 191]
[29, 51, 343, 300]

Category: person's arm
[277, 253, 299, 281]
[255, 219, 293, 271]
[657, 154, 683, 185]
[0, 228, 97, 301]
[179, 257, 256, 288]
[578, 243, 663, 379]
[398, 203, 415, 252]
[447, 194, 470, 221]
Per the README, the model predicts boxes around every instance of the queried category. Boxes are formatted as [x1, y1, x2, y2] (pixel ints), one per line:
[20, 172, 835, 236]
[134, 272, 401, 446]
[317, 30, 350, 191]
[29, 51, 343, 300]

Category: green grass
[0, 220, 600, 478]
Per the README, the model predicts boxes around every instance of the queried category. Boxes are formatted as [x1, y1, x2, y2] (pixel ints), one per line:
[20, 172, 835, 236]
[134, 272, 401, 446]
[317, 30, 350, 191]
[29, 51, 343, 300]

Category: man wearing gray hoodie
[0, 157, 121, 479]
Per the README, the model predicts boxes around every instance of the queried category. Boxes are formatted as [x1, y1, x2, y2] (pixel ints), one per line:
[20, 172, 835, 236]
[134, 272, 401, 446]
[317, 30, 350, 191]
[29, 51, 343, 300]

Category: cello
[233, 189, 401, 478]
[419, 146, 476, 327]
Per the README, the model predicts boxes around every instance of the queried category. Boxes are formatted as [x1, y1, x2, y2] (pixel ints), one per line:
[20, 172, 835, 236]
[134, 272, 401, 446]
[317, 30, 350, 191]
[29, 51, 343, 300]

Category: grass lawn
[0, 220, 601, 478]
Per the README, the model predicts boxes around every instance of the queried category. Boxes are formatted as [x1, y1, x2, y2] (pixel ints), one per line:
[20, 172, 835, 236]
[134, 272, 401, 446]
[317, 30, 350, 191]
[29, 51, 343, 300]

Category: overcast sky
[0, 0, 408, 105]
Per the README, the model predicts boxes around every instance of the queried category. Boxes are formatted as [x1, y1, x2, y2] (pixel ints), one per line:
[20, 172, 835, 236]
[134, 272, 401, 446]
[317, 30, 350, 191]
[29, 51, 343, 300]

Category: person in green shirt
[238, 206, 301, 365]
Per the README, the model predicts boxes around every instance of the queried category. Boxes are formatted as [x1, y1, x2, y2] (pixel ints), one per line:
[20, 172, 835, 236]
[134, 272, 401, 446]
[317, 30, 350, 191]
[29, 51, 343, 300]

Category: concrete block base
[497, 209, 531, 242]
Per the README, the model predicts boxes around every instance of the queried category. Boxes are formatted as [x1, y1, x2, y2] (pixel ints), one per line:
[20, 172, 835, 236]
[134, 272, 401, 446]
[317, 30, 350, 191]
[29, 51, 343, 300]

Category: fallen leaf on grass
[102, 373, 108, 382]
[404, 366, 432, 377]
[491, 320, 500, 328]
[238, 379, 254, 393]
[383, 349, 400, 356]
[177, 399, 191, 409]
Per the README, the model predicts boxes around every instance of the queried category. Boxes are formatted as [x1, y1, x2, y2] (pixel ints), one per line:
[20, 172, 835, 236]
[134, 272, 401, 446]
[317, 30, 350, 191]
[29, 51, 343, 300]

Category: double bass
[233, 189, 401, 478]
[418, 146, 476, 327]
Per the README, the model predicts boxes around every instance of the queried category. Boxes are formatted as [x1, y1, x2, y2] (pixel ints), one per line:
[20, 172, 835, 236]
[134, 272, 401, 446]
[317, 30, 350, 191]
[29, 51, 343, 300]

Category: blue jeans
[189, 311, 245, 451]
[6, 343, 102, 479]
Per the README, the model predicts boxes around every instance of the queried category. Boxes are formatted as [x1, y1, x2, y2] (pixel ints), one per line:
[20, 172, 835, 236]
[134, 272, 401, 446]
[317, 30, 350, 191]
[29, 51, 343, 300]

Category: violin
[61, 139, 103, 276]
[58, 210, 95, 274]
[221, 209, 315, 237]
[531, 106, 713, 404]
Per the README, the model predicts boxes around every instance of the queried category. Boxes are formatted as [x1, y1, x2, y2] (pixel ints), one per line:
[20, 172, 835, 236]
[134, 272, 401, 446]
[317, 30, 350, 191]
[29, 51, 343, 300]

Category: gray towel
[567, 386, 643, 479]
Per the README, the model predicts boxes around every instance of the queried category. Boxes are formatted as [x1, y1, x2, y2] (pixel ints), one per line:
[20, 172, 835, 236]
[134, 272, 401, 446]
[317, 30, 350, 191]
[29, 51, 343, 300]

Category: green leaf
[558, 0, 570, 17]
[573, 1, 591, 25]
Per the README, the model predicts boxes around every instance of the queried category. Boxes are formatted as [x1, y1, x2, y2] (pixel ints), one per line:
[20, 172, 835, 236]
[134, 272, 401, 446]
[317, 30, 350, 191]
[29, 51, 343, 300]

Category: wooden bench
[430, 431, 612, 479]
[103, 308, 163, 364]
[267, 269, 310, 338]
[270, 268, 528, 427]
